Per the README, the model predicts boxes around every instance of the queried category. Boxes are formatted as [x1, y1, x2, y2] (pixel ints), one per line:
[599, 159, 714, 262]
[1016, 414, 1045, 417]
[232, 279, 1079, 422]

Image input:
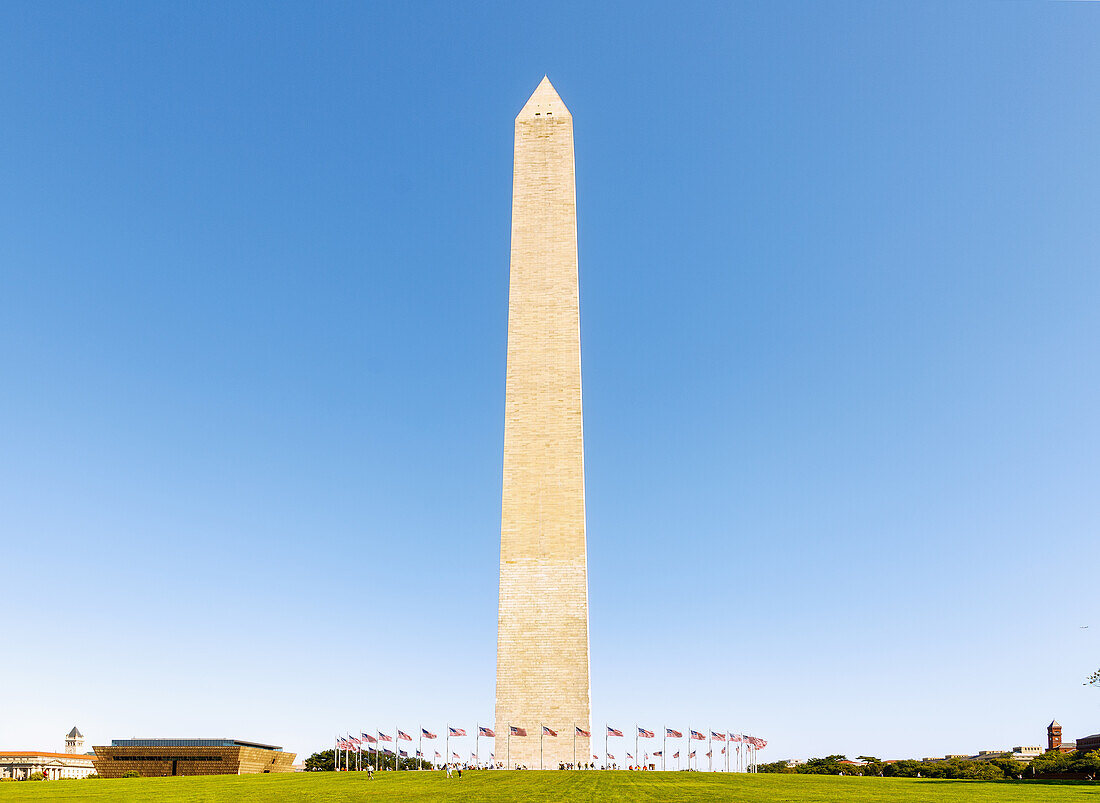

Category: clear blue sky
[2, 1, 1098, 763]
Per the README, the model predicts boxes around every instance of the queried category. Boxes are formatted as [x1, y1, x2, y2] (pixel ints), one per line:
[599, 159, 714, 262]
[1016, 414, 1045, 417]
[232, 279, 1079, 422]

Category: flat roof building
[92, 738, 295, 778]
[1076, 734, 1100, 753]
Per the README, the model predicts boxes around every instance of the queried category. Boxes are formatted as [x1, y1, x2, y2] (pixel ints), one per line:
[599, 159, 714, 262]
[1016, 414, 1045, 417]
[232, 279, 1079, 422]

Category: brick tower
[1048, 720, 1062, 751]
[494, 77, 591, 769]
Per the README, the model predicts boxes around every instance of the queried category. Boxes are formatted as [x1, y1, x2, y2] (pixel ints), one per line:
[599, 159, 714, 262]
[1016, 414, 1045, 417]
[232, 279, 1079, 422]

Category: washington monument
[494, 77, 591, 769]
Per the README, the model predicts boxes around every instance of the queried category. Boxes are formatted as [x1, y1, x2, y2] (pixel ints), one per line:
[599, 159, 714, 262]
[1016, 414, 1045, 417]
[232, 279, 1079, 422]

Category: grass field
[0, 771, 1095, 802]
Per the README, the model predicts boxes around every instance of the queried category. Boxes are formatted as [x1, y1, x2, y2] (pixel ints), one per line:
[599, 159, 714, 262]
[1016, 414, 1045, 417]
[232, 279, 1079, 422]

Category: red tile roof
[0, 751, 94, 761]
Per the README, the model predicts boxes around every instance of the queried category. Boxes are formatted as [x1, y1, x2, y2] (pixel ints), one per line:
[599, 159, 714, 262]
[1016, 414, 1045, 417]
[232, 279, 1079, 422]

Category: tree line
[757, 750, 1100, 780]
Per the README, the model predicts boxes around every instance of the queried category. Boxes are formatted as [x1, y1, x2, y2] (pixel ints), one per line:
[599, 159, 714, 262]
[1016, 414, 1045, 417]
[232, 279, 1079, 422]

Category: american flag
[592, 754, 599, 760]
[626, 753, 634, 761]
[510, 726, 526, 736]
[673, 751, 679, 758]
[479, 726, 495, 737]
[653, 750, 663, 756]
[576, 726, 590, 737]
[730, 733, 742, 743]
[637, 727, 654, 738]
[382, 748, 394, 755]
[397, 730, 412, 741]
[449, 727, 466, 737]
[451, 751, 460, 760]
[543, 726, 557, 736]
[721, 747, 726, 755]
[361, 733, 377, 744]
[422, 728, 437, 739]
[690, 729, 705, 740]
[607, 753, 615, 760]
[666, 728, 682, 738]
[706, 750, 712, 758]
[689, 750, 696, 758]
[711, 731, 726, 741]
[607, 726, 623, 737]
[399, 749, 408, 757]
[378, 732, 392, 742]
[416, 750, 423, 758]
[435, 751, 442, 759]
[349, 736, 361, 745]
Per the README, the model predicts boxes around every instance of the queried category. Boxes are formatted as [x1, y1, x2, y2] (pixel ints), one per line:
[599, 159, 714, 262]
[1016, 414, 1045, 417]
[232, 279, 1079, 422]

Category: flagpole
[418, 728, 422, 771]
[635, 724, 638, 770]
[446, 728, 449, 771]
[573, 723, 576, 769]
[708, 729, 712, 772]
[604, 727, 607, 769]
[540, 725, 544, 771]
[475, 726, 479, 769]
[662, 730, 666, 772]
[507, 726, 511, 769]
[395, 725, 399, 771]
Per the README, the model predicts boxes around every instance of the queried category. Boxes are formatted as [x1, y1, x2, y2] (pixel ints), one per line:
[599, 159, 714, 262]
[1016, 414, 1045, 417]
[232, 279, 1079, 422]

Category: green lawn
[0, 771, 1093, 802]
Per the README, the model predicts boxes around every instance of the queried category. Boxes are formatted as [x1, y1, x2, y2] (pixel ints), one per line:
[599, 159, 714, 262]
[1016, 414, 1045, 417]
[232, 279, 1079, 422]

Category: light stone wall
[495, 77, 591, 769]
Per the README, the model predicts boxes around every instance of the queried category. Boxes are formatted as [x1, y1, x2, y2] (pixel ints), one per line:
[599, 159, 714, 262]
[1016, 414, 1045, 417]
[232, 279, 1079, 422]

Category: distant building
[1076, 734, 1100, 753]
[1048, 720, 1077, 754]
[0, 751, 96, 780]
[64, 727, 84, 755]
[0, 727, 95, 780]
[92, 738, 296, 778]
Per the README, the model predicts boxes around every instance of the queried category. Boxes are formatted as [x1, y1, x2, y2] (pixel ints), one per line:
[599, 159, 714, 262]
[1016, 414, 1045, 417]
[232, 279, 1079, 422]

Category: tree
[1030, 749, 1071, 776]
[305, 750, 337, 771]
[756, 760, 795, 773]
[799, 755, 850, 775]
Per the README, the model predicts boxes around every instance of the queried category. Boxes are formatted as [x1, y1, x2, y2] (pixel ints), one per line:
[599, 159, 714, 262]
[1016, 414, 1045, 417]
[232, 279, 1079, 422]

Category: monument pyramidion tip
[517, 75, 571, 120]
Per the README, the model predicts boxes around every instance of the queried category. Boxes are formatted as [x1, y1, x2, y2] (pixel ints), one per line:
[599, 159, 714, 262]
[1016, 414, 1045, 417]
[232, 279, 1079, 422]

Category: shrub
[121, 770, 142, 778]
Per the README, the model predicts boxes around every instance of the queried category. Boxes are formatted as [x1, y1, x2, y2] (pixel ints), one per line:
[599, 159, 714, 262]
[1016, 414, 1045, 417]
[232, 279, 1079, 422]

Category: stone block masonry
[494, 77, 591, 769]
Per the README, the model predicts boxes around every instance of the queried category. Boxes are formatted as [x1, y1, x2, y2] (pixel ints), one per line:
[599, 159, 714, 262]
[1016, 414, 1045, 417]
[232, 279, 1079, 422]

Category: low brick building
[92, 738, 295, 778]
[1076, 734, 1100, 753]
